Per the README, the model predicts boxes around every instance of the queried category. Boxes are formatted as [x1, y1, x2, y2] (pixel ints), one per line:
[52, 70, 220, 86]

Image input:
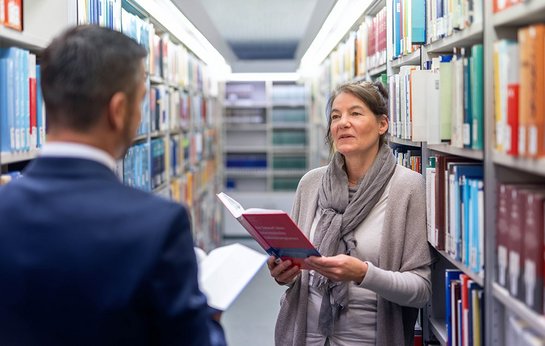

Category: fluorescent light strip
[135, 0, 229, 74]
[299, 0, 371, 73]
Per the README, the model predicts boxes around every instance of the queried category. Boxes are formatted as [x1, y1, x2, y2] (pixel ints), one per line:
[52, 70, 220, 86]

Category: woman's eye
[351, 112, 362, 117]
[331, 114, 340, 120]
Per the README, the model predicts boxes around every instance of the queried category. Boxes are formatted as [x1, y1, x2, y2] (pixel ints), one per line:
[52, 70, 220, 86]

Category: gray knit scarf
[312, 144, 396, 336]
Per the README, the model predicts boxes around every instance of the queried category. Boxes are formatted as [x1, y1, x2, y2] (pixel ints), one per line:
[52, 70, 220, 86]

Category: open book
[217, 192, 320, 268]
[195, 243, 267, 311]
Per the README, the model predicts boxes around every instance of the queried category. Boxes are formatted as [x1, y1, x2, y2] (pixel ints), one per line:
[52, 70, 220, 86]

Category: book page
[196, 243, 267, 311]
[217, 192, 245, 218]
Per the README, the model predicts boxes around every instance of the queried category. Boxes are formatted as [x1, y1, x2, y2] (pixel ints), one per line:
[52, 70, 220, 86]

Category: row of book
[225, 108, 265, 124]
[0, 0, 22, 31]
[391, 0, 425, 60]
[76, 0, 122, 31]
[494, 24, 545, 158]
[425, 0, 483, 46]
[505, 312, 545, 345]
[445, 270, 484, 346]
[270, 84, 307, 105]
[149, 33, 210, 94]
[493, 0, 525, 13]
[392, 147, 422, 173]
[319, 6, 387, 91]
[497, 184, 545, 314]
[272, 130, 307, 146]
[77, 1, 213, 96]
[123, 142, 151, 191]
[0, 47, 46, 154]
[426, 156, 484, 276]
[388, 44, 483, 150]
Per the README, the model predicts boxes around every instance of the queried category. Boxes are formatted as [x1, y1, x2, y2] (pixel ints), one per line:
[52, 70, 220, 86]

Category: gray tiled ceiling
[172, 0, 337, 72]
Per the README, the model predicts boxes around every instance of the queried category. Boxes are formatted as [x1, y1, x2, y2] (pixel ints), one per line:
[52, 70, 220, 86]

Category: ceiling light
[135, 0, 230, 78]
[298, 0, 371, 76]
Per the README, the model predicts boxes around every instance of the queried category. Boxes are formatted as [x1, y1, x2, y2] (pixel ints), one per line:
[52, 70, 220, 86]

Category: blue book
[36, 65, 43, 148]
[411, 0, 426, 43]
[446, 269, 463, 346]
[448, 164, 483, 262]
[394, 0, 401, 58]
[0, 54, 9, 152]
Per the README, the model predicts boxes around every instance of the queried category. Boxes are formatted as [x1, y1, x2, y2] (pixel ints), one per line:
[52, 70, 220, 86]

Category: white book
[410, 70, 430, 142]
[195, 243, 267, 311]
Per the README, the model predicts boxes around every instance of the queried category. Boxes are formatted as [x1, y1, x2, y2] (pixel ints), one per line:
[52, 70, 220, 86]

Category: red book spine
[497, 183, 510, 288]
[506, 83, 519, 156]
[508, 186, 524, 300]
[29, 76, 36, 149]
[522, 190, 544, 313]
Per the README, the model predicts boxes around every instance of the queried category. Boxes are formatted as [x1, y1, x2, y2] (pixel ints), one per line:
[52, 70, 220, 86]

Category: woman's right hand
[267, 256, 301, 285]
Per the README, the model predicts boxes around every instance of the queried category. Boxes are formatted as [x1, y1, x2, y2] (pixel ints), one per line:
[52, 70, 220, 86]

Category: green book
[470, 44, 484, 150]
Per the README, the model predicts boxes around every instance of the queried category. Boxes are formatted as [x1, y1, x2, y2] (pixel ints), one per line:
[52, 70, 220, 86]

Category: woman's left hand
[305, 254, 368, 284]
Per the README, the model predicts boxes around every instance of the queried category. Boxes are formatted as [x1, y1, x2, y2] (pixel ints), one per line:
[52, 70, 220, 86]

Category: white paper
[194, 243, 267, 311]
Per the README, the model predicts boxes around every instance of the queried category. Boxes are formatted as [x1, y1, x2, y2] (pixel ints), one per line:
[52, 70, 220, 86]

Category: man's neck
[47, 131, 116, 159]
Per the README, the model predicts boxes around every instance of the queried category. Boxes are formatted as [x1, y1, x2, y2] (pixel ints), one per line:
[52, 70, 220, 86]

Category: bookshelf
[223, 80, 310, 193]
[221, 80, 310, 236]
[7, 0, 225, 250]
[0, 1, 76, 172]
[483, 0, 545, 343]
[306, 1, 491, 344]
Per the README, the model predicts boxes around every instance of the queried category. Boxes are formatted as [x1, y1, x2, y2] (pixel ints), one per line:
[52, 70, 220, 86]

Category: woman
[267, 81, 432, 346]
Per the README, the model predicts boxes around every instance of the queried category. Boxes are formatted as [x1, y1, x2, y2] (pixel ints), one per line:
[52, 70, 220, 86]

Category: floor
[221, 237, 286, 346]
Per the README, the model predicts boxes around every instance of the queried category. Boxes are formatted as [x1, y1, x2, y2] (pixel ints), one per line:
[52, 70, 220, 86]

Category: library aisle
[221, 239, 284, 346]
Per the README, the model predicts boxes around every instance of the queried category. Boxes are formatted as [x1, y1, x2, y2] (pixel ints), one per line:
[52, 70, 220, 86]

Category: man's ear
[107, 91, 128, 131]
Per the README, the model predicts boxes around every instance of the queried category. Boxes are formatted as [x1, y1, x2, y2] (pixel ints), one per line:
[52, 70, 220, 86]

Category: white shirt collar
[40, 142, 117, 172]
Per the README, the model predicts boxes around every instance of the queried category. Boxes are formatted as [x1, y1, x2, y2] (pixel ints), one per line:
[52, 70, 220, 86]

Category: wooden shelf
[0, 27, 47, 51]
[390, 49, 421, 69]
[493, 151, 545, 177]
[1, 150, 39, 165]
[152, 182, 168, 194]
[224, 102, 269, 109]
[224, 146, 268, 153]
[427, 144, 484, 160]
[149, 75, 163, 84]
[271, 146, 307, 154]
[368, 63, 387, 77]
[150, 131, 167, 138]
[493, 2, 545, 28]
[426, 22, 484, 54]
[493, 283, 545, 336]
[224, 124, 267, 131]
[271, 169, 307, 177]
[363, 0, 386, 16]
[434, 248, 484, 287]
[388, 136, 422, 148]
[224, 169, 268, 177]
[271, 102, 307, 108]
[133, 134, 148, 142]
[271, 123, 308, 129]
[428, 317, 447, 346]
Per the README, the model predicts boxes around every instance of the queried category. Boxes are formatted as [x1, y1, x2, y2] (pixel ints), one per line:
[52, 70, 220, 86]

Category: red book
[521, 189, 545, 313]
[506, 83, 519, 156]
[497, 183, 510, 288]
[508, 186, 525, 300]
[217, 192, 320, 269]
[29, 54, 37, 149]
[4, 0, 22, 31]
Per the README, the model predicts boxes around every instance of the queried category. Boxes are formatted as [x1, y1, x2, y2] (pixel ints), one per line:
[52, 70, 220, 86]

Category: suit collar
[23, 157, 120, 182]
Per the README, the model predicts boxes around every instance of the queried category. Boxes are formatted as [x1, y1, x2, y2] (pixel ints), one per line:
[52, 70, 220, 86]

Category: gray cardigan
[275, 165, 433, 346]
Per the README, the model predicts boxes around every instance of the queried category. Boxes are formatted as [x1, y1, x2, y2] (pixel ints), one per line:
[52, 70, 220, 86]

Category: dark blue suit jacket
[0, 157, 226, 345]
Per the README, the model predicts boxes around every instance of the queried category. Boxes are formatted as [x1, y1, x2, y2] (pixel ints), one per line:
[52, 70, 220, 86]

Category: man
[0, 25, 225, 345]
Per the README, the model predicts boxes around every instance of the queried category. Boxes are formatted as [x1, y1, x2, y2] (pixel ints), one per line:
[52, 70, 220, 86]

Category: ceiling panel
[172, 0, 337, 72]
